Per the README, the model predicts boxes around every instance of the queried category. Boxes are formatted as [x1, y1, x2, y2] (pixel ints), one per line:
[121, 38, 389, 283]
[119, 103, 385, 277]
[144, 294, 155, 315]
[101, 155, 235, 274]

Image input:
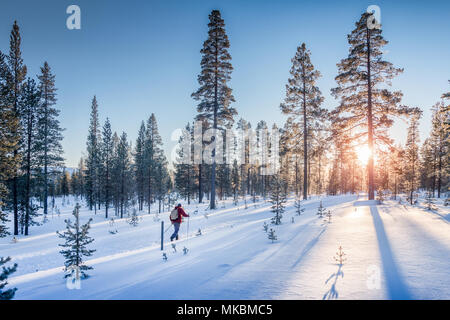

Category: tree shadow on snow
[370, 205, 412, 300]
[322, 264, 344, 300]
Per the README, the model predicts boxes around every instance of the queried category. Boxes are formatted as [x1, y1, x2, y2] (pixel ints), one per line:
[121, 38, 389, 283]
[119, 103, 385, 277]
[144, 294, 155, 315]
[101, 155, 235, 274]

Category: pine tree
[57, 203, 95, 279]
[270, 176, 286, 225]
[424, 192, 436, 211]
[281, 43, 326, 200]
[0, 62, 18, 296]
[231, 159, 240, 201]
[134, 121, 146, 211]
[317, 200, 327, 218]
[0, 50, 21, 238]
[294, 197, 305, 216]
[76, 158, 86, 200]
[128, 208, 139, 227]
[85, 96, 101, 212]
[175, 123, 196, 204]
[144, 114, 164, 213]
[334, 246, 347, 265]
[0, 256, 17, 300]
[268, 229, 277, 243]
[116, 132, 132, 218]
[429, 102, 448, 198]
[331, 12, 414, 200]
[192, 10, 237, 210]
[20, 78, 40, 235]
[404, 112, 422, 205]
[36, 62, 64, 215]
[100, 118, 113, 218]
[7, 21, 27, 236]
[60, 168, 70, 199]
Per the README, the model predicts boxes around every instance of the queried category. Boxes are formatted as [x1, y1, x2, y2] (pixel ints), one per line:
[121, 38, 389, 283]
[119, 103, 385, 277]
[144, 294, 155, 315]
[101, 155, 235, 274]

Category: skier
[170, 203, 189, 241]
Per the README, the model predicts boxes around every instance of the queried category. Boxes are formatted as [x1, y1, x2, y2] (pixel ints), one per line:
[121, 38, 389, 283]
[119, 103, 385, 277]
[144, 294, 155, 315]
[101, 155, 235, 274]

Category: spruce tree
[86, 96, 101, 212]
[331, 12, 413, 200]
[281, 43, 326, 200]
[175, 123, 195, 204]
[429, 102, 448, 198]
[7, 21, 27, 235]
[192, 10, 237, 209]
[144, 114, 164, 213]
[76, 158, 86, 200]
[231, 159, 240, 201]
[134, 121, 146, 210]
[36, 62, 64, 215]
[116, 132, 131, 218]
[57, 203, 95, 279]
[0, 57, 19, 295]
[404, 112, 422, 204]
[270, 176, 286, 225]
[317, 201, 327, 218]
[20, 78, 40, 235]
[101, 118, 113, 218]
[0, 256, 17, 300]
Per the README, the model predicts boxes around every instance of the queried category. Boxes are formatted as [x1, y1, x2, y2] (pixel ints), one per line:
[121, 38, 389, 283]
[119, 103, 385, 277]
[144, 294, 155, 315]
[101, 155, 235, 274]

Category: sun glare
[356, 145, 371, 165]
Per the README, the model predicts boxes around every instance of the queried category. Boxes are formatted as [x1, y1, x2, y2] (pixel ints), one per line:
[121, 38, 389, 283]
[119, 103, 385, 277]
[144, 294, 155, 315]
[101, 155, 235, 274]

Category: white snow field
[1, 194, 449, 300]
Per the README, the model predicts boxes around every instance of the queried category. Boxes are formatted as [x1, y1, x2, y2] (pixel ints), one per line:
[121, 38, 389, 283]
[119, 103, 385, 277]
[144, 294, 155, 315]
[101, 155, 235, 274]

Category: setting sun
[356, 145, 371, 165]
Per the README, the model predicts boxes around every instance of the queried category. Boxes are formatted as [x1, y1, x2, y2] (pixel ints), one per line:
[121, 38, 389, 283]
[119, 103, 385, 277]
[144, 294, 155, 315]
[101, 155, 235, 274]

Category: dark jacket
[171, 206, 189, 224]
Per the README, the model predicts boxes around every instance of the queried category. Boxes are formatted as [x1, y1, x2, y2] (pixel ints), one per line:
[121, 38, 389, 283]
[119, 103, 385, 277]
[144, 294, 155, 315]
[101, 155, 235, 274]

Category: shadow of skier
[323, 264, 344, 300]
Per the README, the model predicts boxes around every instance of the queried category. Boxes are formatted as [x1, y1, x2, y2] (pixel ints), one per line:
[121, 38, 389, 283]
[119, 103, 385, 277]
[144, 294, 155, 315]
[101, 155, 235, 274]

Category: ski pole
[186, 216, 190, 245]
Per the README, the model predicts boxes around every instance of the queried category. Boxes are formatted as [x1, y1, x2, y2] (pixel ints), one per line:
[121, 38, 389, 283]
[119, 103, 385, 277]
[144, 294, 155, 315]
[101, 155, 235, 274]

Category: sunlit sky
[1, 0, 449, 167]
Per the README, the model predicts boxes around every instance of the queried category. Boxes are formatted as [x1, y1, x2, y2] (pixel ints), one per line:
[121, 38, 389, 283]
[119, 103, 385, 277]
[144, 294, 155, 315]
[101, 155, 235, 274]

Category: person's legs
[170, 222, 180, 241]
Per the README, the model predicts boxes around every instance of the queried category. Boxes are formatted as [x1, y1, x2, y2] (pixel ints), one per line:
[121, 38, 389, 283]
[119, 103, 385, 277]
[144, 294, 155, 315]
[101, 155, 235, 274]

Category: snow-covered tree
[424, 192, 437, 211]
[317, 201, 327, 218]
[268, 229, 277, 243]
[128, 208, 139, 227]
[57, 203, 96, 279]
[270, 176, 286, 225]
[0, 256, 17, 300]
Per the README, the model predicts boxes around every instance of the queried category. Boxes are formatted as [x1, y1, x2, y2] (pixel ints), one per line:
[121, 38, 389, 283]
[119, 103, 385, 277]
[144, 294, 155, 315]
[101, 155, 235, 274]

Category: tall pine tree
[331, 12, 412, 200]
[86, 96, 101, 213]
[281, 43, 326, 200]
[7, 21, 27, 235]
[36, 61, 64, 215]
[192, 10, 237, 209]
[100, 118, 113, 218]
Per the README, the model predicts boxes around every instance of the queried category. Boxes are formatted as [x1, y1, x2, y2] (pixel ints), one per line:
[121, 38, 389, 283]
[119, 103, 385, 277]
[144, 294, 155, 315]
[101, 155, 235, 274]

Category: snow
[1, 194, 449, 300]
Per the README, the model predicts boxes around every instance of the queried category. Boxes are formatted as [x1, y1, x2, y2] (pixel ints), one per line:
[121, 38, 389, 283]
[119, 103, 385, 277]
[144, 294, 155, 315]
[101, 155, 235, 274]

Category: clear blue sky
[1, 0, 449, 167]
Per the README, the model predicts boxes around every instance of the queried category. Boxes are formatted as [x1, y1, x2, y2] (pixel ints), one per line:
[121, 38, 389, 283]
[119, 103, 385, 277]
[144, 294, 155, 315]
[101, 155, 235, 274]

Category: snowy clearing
[2, 194, 449, 300]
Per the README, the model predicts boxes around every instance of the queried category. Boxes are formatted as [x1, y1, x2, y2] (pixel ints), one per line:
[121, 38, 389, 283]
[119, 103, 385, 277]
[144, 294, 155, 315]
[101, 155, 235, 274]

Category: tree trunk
[366, 27, 375, 200]
[303, 78, 308, 201]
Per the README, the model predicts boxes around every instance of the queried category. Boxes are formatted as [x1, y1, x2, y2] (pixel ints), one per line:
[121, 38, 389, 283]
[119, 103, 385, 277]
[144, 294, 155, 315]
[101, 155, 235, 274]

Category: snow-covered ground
[1, 194, 449, 300]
